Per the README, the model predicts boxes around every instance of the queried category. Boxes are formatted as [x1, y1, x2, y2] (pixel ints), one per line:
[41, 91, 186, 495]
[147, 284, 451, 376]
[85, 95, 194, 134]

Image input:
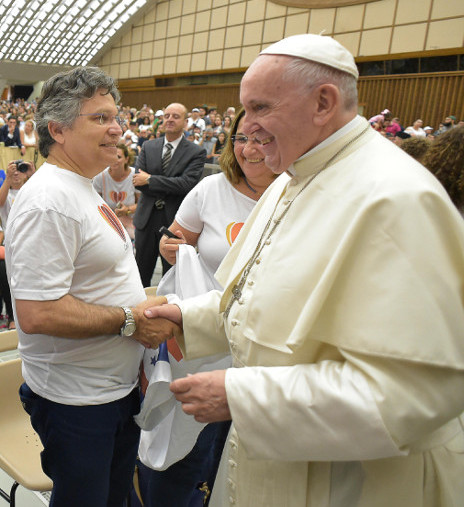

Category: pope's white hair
[280, 56, 358, 111]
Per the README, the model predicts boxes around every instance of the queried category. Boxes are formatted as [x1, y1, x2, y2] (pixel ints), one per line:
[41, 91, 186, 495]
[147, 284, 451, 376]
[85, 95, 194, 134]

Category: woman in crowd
[0, 160, 33, 329]
[135, 108, 278, 507]
[222, 114, 232, 135]
[138, 115, 152, 132]
[20, 119, 39, 149]
[211, 130, 227, 164]
[212, 114, 223, 137]
[423, 125, 464, 216]
[93, 143, 139, 240]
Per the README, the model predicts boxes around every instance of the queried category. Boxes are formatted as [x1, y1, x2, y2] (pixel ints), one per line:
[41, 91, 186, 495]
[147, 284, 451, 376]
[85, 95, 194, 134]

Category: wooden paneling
[119, 71, 464, 128]
[120, 83, 241, 115]
[358, 71, 464, 128]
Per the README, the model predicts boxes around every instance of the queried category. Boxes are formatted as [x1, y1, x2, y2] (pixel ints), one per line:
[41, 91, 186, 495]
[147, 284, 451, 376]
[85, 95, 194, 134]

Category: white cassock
[178, 116, 464, 507]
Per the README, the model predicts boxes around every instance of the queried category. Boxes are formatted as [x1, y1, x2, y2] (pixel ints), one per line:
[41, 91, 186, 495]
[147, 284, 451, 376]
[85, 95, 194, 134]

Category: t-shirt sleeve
[175, 182, 204, 234]
[8, 208, 81, 301]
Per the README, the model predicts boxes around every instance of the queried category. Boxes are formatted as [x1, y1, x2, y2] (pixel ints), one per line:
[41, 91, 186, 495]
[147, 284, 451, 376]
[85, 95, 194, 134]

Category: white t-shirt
[6, 163, 146, 405]
[92, 167, 140, 210]
[175, 173, 256, 283]
[405, 126, 426, 138]
[187, 117, 206, 133]
[0, 187, 19, 229]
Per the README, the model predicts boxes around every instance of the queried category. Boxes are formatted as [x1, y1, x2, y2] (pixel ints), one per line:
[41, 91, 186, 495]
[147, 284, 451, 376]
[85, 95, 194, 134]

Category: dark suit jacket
[133, 136, 206, 230]
[0, 125, 22, 148]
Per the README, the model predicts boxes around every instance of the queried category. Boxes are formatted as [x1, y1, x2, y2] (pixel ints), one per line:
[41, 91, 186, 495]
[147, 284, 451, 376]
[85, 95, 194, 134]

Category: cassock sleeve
[225, 350, 464, 461]
[178, 289, 230, 359]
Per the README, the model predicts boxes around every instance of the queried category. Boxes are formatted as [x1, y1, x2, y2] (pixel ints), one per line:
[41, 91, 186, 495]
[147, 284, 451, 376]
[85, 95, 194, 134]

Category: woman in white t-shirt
[160, 109, 276, 275]
[138, 109, 276, 507]
[93, 143, 140, 240]
[20, 119, 39, 149]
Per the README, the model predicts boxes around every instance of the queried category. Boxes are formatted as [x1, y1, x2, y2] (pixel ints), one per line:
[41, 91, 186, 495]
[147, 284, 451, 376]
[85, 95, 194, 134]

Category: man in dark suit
[132, 103, 206, 287]
[0, 116, 25, 155]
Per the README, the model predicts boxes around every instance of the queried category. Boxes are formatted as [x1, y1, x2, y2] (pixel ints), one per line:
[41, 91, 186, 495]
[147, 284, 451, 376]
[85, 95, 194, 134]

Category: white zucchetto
[260, 34, 359, 80]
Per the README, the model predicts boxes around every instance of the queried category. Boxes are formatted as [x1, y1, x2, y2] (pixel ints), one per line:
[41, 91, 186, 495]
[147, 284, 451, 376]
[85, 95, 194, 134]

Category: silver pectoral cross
[223, 284, 243, 319]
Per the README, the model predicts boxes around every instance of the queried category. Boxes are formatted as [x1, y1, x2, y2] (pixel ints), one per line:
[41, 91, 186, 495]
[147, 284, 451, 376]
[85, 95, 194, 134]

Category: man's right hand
[131, 297, 181, 348]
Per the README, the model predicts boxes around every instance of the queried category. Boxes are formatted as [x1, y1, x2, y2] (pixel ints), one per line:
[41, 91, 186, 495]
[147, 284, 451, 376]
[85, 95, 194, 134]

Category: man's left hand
[170, 370, 231, 423]
[133, 169, 150, 186]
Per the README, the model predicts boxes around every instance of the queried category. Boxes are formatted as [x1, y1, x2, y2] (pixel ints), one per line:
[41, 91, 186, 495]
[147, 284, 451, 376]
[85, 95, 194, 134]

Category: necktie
[162, 143, 173, 171]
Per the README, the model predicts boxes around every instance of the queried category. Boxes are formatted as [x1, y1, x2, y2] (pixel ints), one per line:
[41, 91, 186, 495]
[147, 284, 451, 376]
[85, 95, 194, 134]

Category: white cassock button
[265, 238, 271, 245]
[256, 258, 261, 264]
[231, 320, 239, 326]
[247, 280, 254, 286]
[238, 298, 244, 305]
[229, 497, 236, 504]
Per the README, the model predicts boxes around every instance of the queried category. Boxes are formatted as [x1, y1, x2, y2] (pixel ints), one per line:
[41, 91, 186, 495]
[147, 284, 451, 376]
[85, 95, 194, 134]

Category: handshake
[130, 296, 183, 349]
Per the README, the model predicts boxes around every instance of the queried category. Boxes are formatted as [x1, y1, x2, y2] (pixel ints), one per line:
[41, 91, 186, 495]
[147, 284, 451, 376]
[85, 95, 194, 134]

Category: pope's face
[240, 55, 317, 174]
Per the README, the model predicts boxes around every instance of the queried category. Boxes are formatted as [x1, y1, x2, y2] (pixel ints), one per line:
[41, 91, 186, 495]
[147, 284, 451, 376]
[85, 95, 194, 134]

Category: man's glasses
[231, 135, 261, 146]
[78, 112, 123, 126]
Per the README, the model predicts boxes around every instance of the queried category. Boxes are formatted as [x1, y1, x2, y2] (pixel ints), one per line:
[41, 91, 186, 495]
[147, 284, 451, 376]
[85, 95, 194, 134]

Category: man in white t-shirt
[187, 107, 206, 133]
[5, 67, 177, 507]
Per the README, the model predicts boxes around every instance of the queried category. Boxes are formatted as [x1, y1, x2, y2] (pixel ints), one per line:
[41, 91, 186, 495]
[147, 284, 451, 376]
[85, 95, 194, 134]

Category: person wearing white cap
[187, 107, 206, 133]
[145, 34, 464, 506]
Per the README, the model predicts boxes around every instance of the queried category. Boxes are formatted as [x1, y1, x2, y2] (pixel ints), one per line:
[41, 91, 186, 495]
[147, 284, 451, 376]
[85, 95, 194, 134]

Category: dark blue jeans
[132, 420, 231, 507]
[19, 383, 140, 507]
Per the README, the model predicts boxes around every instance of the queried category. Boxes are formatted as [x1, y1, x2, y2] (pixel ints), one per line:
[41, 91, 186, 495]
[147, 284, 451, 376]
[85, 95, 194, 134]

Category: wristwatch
[120, 307, 136, 337]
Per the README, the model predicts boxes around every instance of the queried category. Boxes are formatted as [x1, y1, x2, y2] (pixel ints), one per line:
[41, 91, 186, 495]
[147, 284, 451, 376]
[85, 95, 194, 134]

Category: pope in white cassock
[146, 34, 464, 506]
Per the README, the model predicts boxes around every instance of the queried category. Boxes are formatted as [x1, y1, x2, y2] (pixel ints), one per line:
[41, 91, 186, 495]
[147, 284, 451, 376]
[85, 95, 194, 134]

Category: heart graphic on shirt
[226, 222, 245, 246]
[110, 191, 127, 204]
[98, 203, 126, 242]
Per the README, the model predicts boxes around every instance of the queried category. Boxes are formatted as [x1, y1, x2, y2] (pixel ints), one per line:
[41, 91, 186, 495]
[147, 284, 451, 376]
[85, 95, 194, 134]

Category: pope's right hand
[131, 297, 181, 348]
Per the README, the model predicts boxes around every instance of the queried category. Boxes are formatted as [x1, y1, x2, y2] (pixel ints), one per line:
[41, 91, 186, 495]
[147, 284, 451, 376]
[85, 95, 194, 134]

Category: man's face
[59, 90, 122, 177]
[240, 55, 317, 174]
[8, 118, 17, 129]
[191, 110, 199, 119]
[164, 104, 187, 139]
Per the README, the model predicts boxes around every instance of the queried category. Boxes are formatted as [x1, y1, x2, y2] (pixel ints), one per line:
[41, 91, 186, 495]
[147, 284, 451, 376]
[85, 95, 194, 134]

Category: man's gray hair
[282, 57, 358, 111]
[36, 66, 120, 157]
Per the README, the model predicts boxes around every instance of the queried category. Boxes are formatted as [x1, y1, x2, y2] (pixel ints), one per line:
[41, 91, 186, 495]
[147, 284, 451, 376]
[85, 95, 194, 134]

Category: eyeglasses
[231, 135, 261, 146]
[78, 113, 123, 126]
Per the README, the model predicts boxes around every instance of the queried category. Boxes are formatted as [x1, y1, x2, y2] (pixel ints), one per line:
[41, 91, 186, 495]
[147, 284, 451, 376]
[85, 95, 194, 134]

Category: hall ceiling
[0, 0, 157, 85]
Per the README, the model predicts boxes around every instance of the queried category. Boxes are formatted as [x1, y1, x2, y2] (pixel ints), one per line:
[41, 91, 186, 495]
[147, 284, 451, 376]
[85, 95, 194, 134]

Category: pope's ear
[312, 84, 340, 127]
[48, 121, 66, 144]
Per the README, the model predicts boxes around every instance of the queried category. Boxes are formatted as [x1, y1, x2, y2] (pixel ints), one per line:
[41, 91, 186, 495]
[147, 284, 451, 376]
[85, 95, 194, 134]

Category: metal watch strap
[120, 306, 136, 337]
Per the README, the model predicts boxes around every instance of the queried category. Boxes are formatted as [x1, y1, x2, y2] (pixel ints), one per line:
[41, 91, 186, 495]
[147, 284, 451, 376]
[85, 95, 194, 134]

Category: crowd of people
[0, 33, 464, 507]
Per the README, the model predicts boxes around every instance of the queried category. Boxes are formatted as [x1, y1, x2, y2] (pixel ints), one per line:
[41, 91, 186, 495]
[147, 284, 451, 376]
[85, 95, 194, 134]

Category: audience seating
[0, 358, 53, 506]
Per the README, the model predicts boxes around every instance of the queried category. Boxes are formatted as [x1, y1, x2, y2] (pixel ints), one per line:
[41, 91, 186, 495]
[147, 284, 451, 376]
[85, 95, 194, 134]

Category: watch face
[123, 322, 136, 336]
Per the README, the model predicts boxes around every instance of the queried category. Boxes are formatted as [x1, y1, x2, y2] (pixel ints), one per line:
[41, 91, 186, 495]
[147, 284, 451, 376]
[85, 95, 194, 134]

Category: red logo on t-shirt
[110, 191, 127, 204]
[98, 203, 126, 242]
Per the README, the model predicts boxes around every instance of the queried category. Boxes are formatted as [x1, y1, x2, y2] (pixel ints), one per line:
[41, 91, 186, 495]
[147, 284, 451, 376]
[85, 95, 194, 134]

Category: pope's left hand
[170, 370, 231, 423]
